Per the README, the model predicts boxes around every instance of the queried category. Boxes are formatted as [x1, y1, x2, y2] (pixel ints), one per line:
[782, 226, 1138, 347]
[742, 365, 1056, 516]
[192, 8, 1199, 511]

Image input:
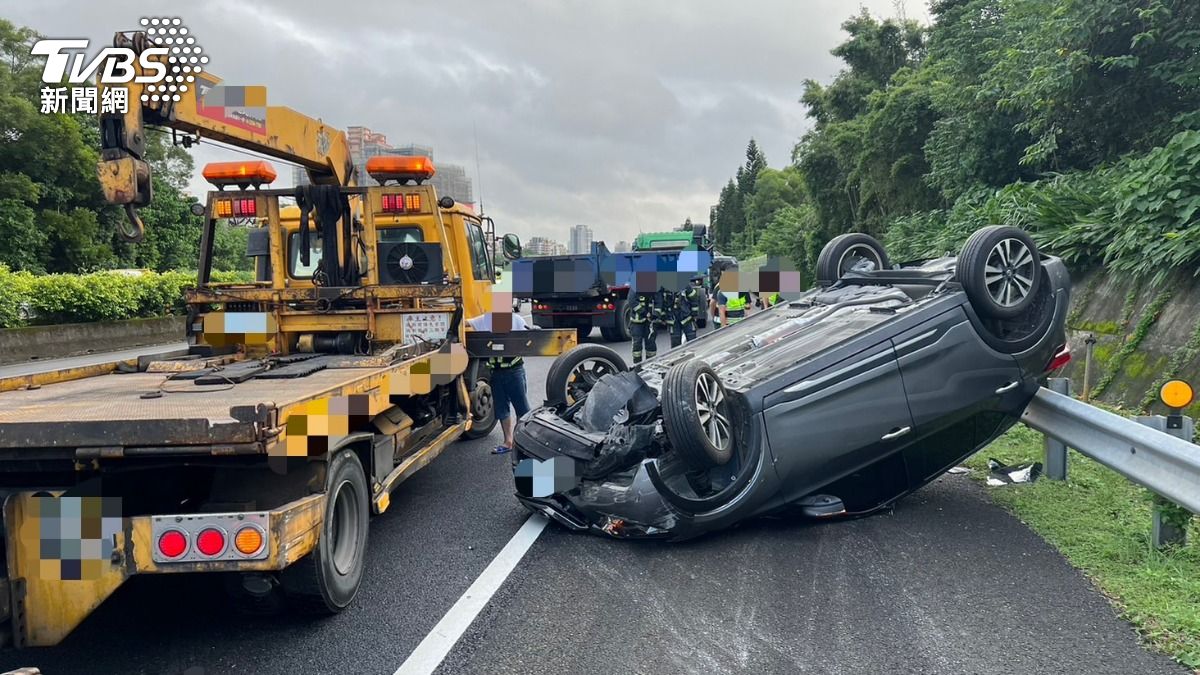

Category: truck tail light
[196, 528, 227, 557]
[595, 303, 615, 310]
[1046, 343, 1071, 372]
[215, 198, 257, 218]
[152, 512, 270, 563]
[157, 530, 188, 559]
[234, 526, 264, 555]
[381, 193, 421, 213]
[381, 194, 405, 213]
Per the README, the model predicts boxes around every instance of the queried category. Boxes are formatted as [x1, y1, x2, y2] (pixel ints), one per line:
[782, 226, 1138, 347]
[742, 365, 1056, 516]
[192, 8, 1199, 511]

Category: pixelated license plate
[514, 457, 579, 498]
[402, 312, 450, 344]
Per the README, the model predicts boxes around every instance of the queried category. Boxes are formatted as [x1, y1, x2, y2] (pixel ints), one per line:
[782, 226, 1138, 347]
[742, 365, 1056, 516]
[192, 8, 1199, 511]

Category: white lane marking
[395, 514, 548, 675]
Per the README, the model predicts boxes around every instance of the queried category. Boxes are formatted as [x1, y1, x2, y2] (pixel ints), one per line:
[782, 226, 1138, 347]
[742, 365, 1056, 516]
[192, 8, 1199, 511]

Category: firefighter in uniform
[629, 292, 661, 364]
[668, 278, 702, 348]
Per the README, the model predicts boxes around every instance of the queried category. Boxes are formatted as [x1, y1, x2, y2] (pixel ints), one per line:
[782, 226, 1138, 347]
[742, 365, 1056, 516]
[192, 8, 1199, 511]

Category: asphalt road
[0, 325, 1186, 675]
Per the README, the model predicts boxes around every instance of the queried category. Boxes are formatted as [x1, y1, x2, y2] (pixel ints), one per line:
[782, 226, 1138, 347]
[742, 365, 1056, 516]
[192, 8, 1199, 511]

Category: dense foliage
[710, 0, 1200, 283]
[0, 18, 251, 276]
[0, 264, 252, 328]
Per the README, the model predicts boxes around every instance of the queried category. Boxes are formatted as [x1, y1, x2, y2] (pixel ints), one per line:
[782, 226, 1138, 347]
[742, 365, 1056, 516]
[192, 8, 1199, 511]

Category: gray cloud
[8, 0, 928, 243]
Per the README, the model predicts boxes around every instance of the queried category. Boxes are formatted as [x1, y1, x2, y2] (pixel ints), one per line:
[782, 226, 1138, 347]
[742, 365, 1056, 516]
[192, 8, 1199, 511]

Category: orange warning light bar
[202, 161, 278, 187]
[366, 155, 436, 184]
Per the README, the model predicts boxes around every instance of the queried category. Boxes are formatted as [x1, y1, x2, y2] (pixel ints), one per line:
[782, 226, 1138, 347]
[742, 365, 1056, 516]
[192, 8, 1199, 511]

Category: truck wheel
[461, 370, 497, 440]
[600, 300, 632, 342]
[662, 360, 736, 470]
[281, 449, 369, 614]
[957, 226, 1042, 320]
[816, 233, 890, 286]
[546, 344, 628, 407]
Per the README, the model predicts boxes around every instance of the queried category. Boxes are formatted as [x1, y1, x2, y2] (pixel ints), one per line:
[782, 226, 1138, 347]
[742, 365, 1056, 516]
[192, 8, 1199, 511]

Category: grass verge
[965, 424, 1200, 669]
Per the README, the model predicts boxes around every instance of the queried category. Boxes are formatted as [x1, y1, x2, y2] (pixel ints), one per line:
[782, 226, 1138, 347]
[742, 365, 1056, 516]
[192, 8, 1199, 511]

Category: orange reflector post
[1160, 380, 1194, 409]
[366, 155, 436, 183]
[202, 161, 278, 187]
[234, 526, 264, 555]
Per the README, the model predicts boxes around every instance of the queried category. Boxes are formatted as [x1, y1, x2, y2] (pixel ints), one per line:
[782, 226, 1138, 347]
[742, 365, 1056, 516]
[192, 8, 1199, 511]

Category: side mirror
[502, 233, 522, 260]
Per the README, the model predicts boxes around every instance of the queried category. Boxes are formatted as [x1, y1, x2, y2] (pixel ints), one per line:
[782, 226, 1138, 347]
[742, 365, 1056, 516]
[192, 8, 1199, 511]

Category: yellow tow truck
[0, 30, 573, 647]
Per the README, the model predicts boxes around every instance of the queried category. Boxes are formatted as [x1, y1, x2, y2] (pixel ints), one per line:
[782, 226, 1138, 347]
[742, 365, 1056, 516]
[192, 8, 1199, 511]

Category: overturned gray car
[511, 226, 1071, 540]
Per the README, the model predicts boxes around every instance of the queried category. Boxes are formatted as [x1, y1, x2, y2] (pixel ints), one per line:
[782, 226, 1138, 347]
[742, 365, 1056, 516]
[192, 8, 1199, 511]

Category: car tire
[461, 369, 497, 440]
[956, 226, 1042, 320]
[816, 233, 891, 286]
[661, 360, 736, 470]
[281, 448, 369, 614]
[545, 344, 628, 407]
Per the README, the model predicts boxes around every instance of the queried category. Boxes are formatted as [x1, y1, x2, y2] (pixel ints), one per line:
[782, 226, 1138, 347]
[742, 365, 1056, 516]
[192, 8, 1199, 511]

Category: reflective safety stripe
[487, 356, 524, 369]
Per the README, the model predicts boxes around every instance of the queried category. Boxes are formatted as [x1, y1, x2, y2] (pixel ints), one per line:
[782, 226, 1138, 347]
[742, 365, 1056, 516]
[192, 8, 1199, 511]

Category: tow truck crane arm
[97, 30, 355, 241]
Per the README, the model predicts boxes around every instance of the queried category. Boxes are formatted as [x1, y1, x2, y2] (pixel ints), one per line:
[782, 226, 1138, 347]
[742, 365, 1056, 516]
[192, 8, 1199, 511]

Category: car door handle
[995, 381, 1020, 394]
[881, 426, 911, 441]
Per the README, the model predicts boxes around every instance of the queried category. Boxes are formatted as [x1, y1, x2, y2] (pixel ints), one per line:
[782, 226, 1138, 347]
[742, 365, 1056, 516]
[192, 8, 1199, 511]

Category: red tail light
[196, 528, 227, 557]
[381, 193, 405, 213]
[595, 303, 615, 310]
[232, 197, 256, 217]
[157, 530, 188, 559]
[1046, 343, 1071, 372]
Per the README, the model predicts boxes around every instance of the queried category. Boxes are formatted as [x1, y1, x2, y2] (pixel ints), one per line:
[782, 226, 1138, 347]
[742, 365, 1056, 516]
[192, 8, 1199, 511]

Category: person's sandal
[491, 445, 511, 455]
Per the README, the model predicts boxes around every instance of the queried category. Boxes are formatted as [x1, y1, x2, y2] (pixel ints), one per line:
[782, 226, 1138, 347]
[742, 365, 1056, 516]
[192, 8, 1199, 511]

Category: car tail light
[1046, 343, 1071, 371]
[157, 530, 188, 559]
[196, 528, 226, 557]
[234, 526, 265, 555]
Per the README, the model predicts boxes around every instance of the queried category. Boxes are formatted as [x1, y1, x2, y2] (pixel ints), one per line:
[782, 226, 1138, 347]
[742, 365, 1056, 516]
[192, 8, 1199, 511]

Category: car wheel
[281, 449, 369, 614]
[662, 360, 736, 470]
[957, 226, 1042, 320]
[545, 344, 628, 407]
[461, 370, 497, 440]
[816, 233, 891, 286]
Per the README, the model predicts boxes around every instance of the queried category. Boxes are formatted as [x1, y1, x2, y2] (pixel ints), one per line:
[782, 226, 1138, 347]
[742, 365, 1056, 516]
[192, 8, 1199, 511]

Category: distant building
[569, 224, 593, 254]
[527, 236, 566, 256]
[614, 240, 631, 253]
[293, 129, 474, 207]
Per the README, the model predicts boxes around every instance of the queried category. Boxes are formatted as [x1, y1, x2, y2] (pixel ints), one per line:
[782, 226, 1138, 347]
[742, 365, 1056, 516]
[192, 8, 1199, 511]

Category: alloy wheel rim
[694, 372, 732, 451]
[837, 244, 883, 275]
[984, 237, 1035, 307]
[565, 358, 619, 405]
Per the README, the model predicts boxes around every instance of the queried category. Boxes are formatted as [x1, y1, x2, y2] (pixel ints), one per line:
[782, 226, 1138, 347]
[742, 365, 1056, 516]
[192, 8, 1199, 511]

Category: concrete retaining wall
[1058, 268, 1200, 417]
[0, 316, 185, 365]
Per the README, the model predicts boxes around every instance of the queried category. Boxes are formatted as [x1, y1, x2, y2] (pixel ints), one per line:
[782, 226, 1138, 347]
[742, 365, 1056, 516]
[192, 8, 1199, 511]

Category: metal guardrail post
[1044, 378, 1071, 480]
[1134, 414, 1195, 548]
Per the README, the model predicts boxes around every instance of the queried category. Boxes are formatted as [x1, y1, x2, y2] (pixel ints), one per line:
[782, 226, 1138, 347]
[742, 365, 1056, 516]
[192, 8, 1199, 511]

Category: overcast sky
[8, 0, 929, 244]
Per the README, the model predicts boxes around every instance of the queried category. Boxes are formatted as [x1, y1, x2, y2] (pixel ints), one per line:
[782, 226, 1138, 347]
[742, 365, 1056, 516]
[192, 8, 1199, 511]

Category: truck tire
[662, 360, 736, 470]
[461, 369, 497, 440]
[281, 449, 369, 614]
[599, 300, 632, 342]
[816, 233, 890, 286]
[545, 344, 628, 407]
[956, 225, 1042, 320]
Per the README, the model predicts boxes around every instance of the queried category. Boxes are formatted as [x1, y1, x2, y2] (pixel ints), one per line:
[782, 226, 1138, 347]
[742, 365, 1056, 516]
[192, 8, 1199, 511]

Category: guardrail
[1021, 378, 1199, 548]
